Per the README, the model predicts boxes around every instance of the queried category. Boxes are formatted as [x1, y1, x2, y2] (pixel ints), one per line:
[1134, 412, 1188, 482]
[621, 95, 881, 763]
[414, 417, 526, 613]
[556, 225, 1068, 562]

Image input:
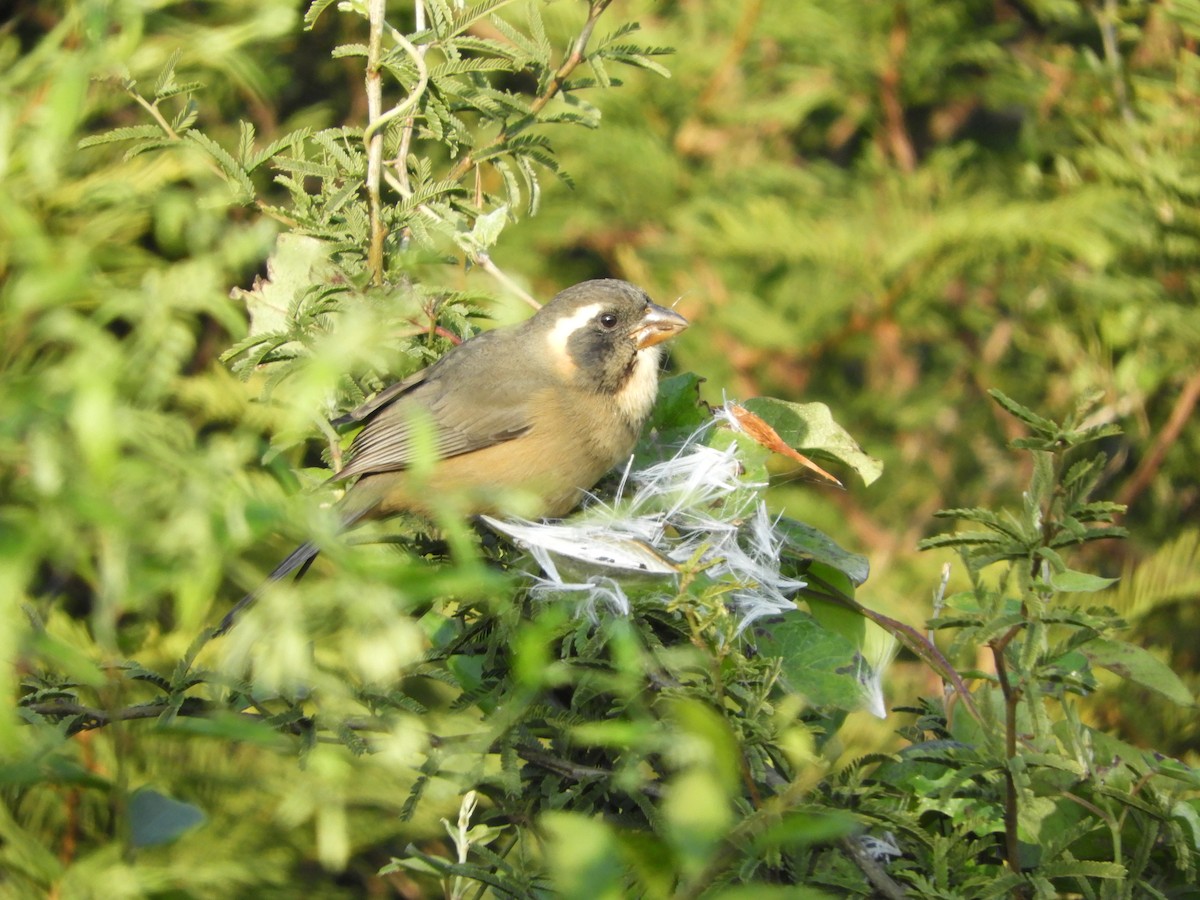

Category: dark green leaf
[129, 789, 206, 848]
[753, 611, 865, 711]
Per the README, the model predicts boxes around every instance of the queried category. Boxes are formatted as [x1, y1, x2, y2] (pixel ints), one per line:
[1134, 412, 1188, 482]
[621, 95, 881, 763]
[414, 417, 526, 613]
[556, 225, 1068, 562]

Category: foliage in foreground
[3, 2, 1199, 898]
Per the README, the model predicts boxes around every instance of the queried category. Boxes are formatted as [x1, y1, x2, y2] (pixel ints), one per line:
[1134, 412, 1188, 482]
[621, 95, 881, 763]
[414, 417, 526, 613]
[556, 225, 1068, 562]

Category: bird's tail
[216, 486, 382, 635]
[215, 541, 321, 635]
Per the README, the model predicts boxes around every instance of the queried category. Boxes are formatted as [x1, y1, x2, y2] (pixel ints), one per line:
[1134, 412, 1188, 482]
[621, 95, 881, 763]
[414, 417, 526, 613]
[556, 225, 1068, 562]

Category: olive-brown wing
[334, 334, 543, 482]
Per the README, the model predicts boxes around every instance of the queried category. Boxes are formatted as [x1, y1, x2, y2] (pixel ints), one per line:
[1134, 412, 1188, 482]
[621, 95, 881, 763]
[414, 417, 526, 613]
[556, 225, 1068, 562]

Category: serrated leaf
[331, 42, 369, 59]
[304, 0, 340, 29]
[156, 80, 204, 101]
[170, 99, 199, 133]
[153, 48, 183, 97]
[1068, 422, 1123, 445]
[918, 531, 1006, 550]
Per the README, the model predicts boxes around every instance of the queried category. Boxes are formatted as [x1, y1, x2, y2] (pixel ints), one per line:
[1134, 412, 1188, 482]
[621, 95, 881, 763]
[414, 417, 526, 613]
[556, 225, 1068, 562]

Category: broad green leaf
[776, 517, 869, 585]
[1172, 798, 1200, 851]
[456, 204, 510, 255]
[229, 234, 340, 338]
[741, 397, 883, 486]
[1048, 568, 1119, 593]
[1081, 638, 1195, 706]
[667, 698, 742, 792]
[645, 372, 709, 439]
[753, 611, 864, 711]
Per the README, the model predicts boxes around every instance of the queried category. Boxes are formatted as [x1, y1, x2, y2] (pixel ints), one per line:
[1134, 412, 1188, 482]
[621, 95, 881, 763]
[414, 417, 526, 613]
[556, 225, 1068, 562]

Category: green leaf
[741, 397, 883, 486]
[753, 810, 856, 849]
[304, 0, 340, 29]
[185, 130, 254, 202]
[988, 389, 1058, 436]
[641, 372, 709, 449]
[540, 813, 625, 900]
[456, 204, 510, 255]
[775, 517, 869, 585]
[663, 768, 733, 877]
[77, 125, 164, 149]
[1080, 638, 1195, 706]
[27, 633, 107, 688]
[228, 234, 341, 340]
[753, 611, 865, 711]
[129, 788, 206, 848]
[157, 712, 290, 746]
[1048, 569, 1118, 593]
[1037, 860, 1127, 879]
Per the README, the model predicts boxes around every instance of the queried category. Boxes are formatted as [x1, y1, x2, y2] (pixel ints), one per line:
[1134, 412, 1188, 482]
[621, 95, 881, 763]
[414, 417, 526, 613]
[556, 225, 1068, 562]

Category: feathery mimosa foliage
[4, 1, 1200, 897]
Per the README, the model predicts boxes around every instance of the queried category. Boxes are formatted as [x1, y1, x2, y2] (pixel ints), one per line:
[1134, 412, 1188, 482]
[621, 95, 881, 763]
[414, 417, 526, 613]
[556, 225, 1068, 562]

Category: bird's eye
[598, 312, 619, 329]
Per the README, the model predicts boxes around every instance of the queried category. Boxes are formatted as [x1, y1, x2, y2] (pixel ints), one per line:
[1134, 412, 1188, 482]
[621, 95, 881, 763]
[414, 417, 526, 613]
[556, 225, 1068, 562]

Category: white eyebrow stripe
[545, 303, 602, 374]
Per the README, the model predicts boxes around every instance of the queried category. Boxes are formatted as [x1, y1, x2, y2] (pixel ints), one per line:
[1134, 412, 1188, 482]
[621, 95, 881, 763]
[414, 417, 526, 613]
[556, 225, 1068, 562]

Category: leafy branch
[912, 389, 1194, 894]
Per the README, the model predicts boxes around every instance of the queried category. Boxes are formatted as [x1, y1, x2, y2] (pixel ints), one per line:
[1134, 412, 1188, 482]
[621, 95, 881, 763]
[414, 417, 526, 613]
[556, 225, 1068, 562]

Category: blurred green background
[4, 0, 1199, 895]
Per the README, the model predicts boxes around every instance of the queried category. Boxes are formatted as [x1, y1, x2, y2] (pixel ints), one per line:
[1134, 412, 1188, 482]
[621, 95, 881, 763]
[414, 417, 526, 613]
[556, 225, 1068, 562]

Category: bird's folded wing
[333, 366, 536, 482]
[332, 368, 430, 426]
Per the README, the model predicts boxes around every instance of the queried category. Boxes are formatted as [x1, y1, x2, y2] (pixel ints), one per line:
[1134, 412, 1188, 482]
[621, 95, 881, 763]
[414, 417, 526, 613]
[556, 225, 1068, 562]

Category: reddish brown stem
[880, 9, 916, 172]
[991, 641, 1030, 898]
[1116, 368, 1200, 509]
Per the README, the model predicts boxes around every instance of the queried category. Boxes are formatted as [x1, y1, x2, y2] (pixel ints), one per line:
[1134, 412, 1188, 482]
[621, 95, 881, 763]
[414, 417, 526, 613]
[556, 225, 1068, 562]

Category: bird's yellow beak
[632, 302, 689, 349]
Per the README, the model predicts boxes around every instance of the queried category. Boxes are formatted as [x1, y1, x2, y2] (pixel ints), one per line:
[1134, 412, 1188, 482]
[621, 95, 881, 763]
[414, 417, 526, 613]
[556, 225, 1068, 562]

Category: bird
[219, 279, 688, 633]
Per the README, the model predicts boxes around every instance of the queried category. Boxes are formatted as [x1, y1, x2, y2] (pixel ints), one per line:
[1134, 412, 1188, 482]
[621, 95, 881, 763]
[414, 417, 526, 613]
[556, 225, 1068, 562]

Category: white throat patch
[618, 345, 663, 426]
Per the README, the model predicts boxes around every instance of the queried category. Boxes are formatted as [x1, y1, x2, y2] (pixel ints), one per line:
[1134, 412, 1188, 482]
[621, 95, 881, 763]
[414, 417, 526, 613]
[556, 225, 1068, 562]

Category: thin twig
[880, 7, 916, 172]
[366, 0, 388, 284]
[362, 2, 432, 279]
[931, 563, 954, 705]
[516, 746, 664, 797]
[380, 169, 541, 310]
[25, 699, 397, 739]
[1096, 0, 1135, 124]
[838, 835, 910, 900]
[390, 0, 429, 197]
[991, 644, 1029, 895]
[472, 252, 540, 309]
[447, 0, 613, 183]
[129, 91, 181, 139]
[365, 26, 430, 146]
[1116, 368, 1200, 509]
